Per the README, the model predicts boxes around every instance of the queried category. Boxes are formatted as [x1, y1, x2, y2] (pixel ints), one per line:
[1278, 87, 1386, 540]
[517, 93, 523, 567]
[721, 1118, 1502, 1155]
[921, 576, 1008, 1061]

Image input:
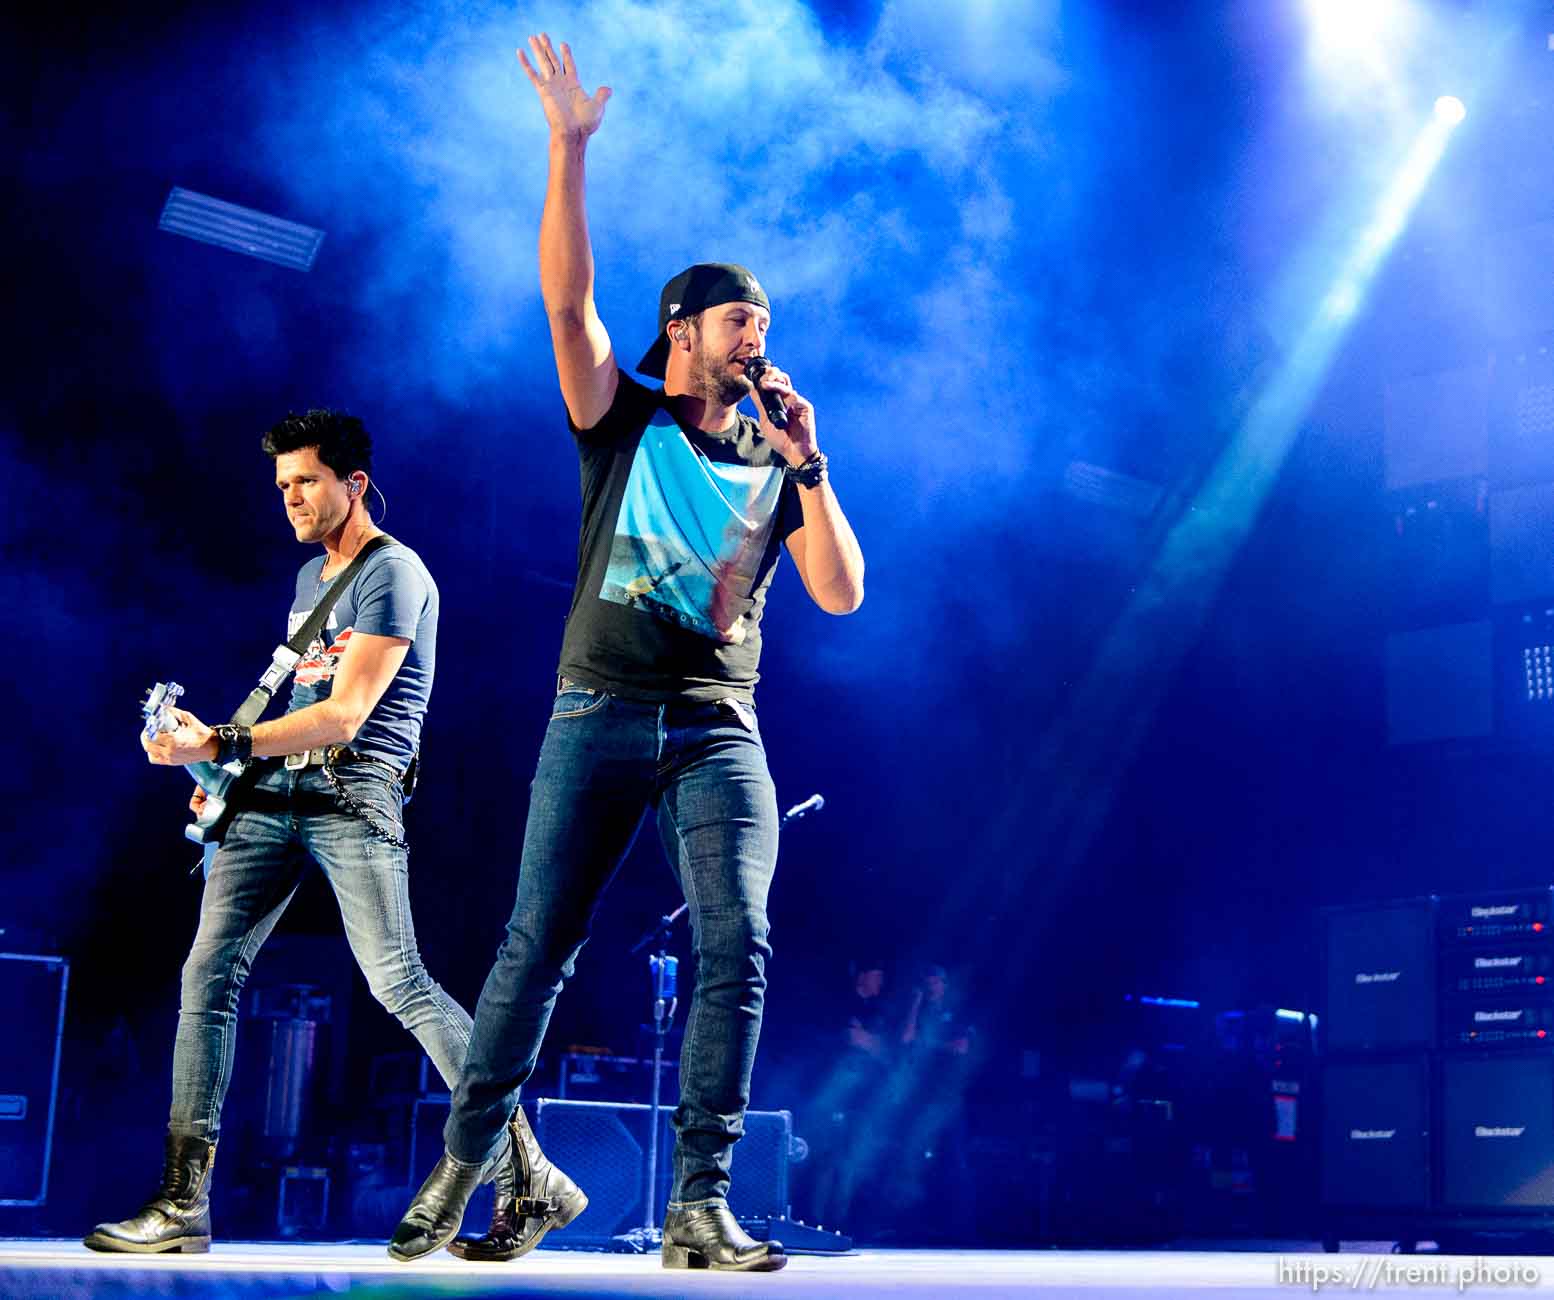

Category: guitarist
[86, 409, 475, 1254]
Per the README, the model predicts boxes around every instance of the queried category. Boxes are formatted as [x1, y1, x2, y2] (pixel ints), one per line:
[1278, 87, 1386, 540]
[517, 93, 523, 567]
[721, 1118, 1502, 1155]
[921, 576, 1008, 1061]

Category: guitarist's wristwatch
[213, 724, 253, 767]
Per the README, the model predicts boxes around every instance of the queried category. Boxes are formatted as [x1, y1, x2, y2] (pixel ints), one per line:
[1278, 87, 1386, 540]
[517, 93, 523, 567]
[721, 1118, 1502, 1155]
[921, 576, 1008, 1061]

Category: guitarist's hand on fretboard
[143, 705, 219, 766]
[141, 680, 252, 875]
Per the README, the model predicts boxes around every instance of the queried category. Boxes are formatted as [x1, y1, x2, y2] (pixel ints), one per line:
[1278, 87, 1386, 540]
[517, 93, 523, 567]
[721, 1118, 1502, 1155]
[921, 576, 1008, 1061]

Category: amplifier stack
[1320, 888, 1554, 1248]
[1438, 892, 1554, 1049]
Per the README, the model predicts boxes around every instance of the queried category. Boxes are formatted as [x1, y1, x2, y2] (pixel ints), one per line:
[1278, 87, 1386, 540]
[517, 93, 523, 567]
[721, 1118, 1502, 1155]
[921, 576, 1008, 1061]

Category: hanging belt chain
[321, 749, 410, 852]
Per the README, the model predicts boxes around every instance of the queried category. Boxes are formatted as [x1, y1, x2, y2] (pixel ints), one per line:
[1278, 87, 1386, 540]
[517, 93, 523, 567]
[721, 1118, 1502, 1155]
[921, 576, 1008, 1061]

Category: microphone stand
[781, 792, 826, 828]
[618, 903, 685, 1252]
[614, 794, 825, 1252]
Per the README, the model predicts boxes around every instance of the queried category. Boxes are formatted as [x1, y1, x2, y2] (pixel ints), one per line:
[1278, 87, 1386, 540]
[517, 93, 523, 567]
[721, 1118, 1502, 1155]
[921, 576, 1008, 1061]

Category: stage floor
[2, 1239, 1549, 1298]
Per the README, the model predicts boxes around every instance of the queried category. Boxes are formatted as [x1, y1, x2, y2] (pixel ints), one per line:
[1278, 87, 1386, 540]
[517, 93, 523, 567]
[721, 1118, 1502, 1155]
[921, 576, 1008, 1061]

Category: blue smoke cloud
[19, 1, 1362, 700]
[239, 0, 1068, 501]
[178, 0, 1106, 691]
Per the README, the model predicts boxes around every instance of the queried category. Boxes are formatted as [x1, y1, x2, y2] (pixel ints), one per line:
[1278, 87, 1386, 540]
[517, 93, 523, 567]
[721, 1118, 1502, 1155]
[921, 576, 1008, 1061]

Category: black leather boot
[661, 1200, 786, 1271]
[388, 1147, 490, 1262]
[448, 1107, 588, 1260]
[83, 1135, 217, 1254]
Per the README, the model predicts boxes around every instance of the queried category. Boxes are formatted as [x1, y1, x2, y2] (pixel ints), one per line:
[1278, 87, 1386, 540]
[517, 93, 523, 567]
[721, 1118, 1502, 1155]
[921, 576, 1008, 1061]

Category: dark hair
[261, 409, 373, 483]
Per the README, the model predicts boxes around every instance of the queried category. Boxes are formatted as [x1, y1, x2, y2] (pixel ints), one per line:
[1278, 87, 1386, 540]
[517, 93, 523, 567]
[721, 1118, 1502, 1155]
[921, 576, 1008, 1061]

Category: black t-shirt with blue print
[557, 371, 805, 702]
[284, 541, 437, 771]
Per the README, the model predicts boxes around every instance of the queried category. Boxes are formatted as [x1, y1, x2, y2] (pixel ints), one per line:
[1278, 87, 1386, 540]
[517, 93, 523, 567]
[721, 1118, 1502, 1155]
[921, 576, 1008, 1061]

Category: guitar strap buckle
[260, 645, 304, 695]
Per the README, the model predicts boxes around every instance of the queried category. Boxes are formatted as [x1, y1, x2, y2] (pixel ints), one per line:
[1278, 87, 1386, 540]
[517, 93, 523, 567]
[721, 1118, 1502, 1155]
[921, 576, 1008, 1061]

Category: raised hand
[518, 34, 611, 139]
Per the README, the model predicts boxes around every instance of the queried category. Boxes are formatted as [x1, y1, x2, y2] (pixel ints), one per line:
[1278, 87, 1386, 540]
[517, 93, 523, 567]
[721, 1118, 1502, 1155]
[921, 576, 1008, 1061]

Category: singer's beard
[689, 340, 751, 409]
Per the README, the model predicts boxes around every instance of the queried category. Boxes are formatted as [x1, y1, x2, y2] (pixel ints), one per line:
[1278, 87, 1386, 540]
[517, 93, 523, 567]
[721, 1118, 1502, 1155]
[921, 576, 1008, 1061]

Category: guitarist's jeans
[444, 685, 778, 1207]
[168, 762, 473, 1140]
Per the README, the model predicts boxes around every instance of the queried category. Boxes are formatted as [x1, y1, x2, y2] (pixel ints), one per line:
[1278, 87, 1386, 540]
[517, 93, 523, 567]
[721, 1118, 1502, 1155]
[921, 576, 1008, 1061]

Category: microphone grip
[756, 386, 790, 430]
[742, 356, 790, 430]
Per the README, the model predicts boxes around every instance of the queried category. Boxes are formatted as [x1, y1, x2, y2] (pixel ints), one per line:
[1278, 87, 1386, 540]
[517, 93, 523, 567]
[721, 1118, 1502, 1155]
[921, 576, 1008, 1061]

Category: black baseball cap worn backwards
[635, 262, 770, 379]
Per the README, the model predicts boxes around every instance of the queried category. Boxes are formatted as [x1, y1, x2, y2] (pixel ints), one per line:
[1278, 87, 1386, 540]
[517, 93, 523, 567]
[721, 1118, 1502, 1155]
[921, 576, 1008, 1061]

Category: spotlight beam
[945, 104, 1466, 969]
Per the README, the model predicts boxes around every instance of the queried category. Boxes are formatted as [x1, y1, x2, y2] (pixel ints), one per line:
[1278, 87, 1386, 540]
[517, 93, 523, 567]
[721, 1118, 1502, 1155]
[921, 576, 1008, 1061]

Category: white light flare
[1433, 94, 1466, 124]
[1302, 0, 1420, 121]
[1306, 0, 1408, 53]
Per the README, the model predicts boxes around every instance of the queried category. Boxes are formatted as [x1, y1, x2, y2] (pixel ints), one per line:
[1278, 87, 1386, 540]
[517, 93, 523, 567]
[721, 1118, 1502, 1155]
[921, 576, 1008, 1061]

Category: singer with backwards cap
[388, 31, 864, 1272]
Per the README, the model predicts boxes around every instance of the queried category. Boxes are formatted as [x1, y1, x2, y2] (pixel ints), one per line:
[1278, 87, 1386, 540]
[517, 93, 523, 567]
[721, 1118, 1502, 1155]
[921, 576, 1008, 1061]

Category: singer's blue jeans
[445, 683, 779, 1207]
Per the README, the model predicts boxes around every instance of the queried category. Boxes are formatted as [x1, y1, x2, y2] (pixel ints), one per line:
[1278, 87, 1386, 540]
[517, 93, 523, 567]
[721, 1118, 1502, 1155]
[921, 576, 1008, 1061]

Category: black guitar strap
[227, 533, 398, 728]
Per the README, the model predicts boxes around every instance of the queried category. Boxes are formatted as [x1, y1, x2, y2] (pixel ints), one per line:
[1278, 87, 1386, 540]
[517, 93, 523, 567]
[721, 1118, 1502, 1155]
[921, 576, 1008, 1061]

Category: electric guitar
[141, 681, 249, 875]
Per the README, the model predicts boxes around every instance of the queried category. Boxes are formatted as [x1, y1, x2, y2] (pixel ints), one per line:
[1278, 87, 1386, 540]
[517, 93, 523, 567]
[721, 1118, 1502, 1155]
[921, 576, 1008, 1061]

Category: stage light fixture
[1524, 643, 1553, 703]
[157, 186, 325, 271]
[1061, 460, 1165, 519]
[1434, 95, 1467, 124]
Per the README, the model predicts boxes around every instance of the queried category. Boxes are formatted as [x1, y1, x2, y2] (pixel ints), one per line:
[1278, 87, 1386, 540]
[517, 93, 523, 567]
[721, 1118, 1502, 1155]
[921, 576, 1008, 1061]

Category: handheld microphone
[782, 793, 825, 823]
[742, 355, 790, 430]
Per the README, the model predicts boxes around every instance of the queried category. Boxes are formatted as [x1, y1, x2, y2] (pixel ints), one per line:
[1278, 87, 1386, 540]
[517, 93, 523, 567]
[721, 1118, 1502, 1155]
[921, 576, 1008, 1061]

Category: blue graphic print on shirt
[601, 408, 786, 645]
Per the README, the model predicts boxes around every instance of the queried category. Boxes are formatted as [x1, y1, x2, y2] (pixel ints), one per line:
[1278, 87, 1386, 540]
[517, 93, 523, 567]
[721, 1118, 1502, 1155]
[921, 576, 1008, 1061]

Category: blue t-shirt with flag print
[284, 541, 437, 772]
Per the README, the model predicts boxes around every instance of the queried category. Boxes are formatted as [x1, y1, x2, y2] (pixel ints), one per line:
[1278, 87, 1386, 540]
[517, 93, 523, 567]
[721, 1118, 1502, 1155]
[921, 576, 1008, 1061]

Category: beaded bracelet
[784, 451, 828, 489]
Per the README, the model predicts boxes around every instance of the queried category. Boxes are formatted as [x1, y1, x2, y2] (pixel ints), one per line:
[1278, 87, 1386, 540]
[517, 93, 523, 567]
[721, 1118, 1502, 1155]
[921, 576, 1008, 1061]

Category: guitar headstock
[142, 681, 186, 742]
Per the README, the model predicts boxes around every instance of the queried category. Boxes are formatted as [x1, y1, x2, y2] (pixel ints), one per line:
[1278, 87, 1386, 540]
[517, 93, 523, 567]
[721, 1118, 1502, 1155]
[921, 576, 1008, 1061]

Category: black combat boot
[448, 1107, 588, 1260]
[388, 1146, 490, 1262]
[83, 1135, 217, 1254]
[661, 1199, 786, 1271]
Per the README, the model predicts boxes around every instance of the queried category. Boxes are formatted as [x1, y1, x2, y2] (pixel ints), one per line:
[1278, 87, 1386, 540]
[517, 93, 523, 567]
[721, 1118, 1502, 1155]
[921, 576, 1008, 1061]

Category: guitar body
[142, 682, 253, 876]
[185, 759, 244, 842]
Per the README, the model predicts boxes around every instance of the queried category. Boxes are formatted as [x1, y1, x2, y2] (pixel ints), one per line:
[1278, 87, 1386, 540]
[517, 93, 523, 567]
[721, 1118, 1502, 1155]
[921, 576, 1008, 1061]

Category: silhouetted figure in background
[892, 964, 976, 1240]
[901, 965, 972, 1059]
[808, 959, 893, 1233]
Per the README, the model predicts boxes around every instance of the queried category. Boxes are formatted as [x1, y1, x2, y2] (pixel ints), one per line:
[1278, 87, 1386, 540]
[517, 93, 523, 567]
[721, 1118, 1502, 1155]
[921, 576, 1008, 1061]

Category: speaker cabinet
[528, 1099, 792, 1243]
[0, 954, 69, 1206]
[1320, 1059, 1430, 1210]
[1441, 1055, 1554, 1209]
[1323, 899, 1436, 1053]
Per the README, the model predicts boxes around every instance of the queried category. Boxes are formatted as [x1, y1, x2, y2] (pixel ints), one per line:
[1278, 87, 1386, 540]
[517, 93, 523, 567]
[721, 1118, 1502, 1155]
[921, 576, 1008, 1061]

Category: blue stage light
[157, 187, 325, 271]
[1433, 95, 1466, 125]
